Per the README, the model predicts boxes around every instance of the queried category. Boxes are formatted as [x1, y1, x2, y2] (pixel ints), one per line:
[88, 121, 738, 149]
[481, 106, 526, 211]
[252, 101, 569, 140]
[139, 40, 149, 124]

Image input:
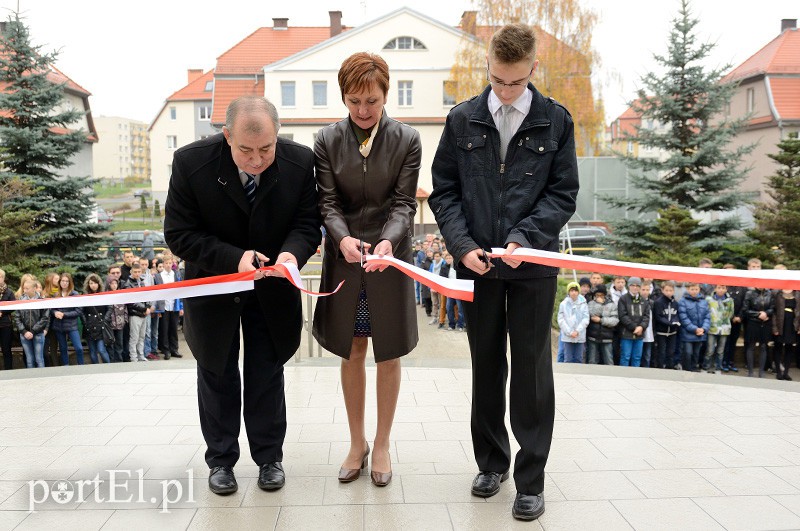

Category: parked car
[559, 226, 609, 254]
[100, 230, 167, 260]
[89, 206, 114, 224]
[133, 189, 151, 198]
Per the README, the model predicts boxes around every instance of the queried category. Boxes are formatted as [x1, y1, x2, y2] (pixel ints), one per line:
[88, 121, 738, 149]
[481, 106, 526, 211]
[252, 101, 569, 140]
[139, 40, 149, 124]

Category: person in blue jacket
[678, 282, 711, 371]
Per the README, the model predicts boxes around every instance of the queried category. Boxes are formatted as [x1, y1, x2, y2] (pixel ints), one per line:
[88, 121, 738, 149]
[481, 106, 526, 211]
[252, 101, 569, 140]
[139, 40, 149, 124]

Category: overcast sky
[1, 0, 796, 124]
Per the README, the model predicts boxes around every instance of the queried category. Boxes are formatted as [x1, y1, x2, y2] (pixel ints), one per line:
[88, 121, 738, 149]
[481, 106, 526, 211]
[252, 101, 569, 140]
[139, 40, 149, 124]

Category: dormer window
[383, 36, 426, 50]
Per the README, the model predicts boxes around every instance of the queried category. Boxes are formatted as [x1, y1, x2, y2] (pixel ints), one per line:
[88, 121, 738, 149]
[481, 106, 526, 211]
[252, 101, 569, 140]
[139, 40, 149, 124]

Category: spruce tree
[606, 0, 753, 258]
[753, 133, 800, 265]
[638, 206, 719, 267]
[0, 14, 106, 282]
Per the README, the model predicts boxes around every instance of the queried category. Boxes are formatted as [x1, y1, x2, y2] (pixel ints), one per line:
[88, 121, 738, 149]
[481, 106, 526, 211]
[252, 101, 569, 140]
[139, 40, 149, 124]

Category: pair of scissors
[252, 249, 262, 269]
[478, 249, 493, 269]
[359, 240, 365, 268]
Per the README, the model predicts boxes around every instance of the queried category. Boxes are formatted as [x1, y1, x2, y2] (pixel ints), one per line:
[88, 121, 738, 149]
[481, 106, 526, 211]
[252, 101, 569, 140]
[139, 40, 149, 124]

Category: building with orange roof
[1, 63, 98, 179]
[607, 99, 669, 160]
[149, 69, 215, 191]
[147, 8, 597, 231]
[723, 18, 800, 203]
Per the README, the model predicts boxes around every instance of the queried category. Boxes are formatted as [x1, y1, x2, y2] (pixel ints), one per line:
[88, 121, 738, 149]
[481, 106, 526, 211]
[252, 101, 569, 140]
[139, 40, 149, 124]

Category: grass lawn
[93, 181, 150, 199]
[109, 218, 163, 232]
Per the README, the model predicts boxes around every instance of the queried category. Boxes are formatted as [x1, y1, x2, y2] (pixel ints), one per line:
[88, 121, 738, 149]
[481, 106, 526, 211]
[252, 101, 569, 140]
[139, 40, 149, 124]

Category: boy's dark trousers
[464, 276, 556, 496]
[724, 319, 742, 368]
[683, 341, 704, 370]
[655, 334, 677, 368]
[612, 325, 621, 366]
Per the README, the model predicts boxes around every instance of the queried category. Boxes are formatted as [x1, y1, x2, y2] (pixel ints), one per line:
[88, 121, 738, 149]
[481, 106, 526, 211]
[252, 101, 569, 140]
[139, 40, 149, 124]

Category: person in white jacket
[558, 282, 589, 363]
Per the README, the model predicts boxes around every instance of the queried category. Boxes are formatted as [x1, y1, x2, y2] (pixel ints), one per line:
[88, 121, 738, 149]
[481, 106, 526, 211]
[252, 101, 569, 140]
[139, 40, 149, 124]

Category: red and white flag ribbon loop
[8, 249, 792, 312]
[489, 248, 800, 291]
[0, 263, 343, 311]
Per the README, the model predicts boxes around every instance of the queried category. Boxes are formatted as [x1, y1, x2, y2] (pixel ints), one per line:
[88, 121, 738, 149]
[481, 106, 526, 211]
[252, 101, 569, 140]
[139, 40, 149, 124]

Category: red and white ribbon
[365, 255, 475, 301]
[0, 263, 343, 311]
[490, 248, 800, 290]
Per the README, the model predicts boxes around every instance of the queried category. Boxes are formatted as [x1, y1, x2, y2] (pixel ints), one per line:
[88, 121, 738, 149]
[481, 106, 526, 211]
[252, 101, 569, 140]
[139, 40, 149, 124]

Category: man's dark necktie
[244, 173, 257, 205]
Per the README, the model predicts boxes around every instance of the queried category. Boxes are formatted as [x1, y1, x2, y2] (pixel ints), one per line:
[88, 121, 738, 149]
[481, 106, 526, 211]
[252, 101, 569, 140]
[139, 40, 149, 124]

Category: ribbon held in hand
[364, 254, 474, 301]
[489, 248, 800, 291]
[0, 263, 343, 311]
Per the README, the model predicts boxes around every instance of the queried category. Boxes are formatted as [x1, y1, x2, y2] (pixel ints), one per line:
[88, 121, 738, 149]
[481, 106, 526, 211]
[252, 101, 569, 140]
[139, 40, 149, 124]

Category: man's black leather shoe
[258, 462, 285, 491]
[471, 469, 509, 498]
[512, 492, 545, 521]
[208, 466, 237, 495]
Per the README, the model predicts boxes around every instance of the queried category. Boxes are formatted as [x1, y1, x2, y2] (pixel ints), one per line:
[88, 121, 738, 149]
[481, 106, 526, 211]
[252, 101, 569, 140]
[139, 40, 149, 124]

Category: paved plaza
[1, 306, 800, 530]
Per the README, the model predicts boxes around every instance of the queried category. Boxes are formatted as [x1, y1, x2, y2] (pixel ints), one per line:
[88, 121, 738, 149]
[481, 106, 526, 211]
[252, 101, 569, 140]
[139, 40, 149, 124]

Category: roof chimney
[329, 11, 343, 37]
[187, 69, 203, 84]
[781, 19, 797, 32]
[273, 18, 288, 30]
[460, 11, 477, 35]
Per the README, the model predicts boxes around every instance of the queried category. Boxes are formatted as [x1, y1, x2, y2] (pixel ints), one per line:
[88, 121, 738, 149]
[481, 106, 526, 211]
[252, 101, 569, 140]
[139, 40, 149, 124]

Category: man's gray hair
[225, 96, 281, 134]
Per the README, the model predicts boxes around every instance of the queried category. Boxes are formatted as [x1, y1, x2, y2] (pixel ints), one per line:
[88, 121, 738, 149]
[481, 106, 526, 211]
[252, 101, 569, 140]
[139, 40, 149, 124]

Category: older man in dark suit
[164, 96, 320, 495]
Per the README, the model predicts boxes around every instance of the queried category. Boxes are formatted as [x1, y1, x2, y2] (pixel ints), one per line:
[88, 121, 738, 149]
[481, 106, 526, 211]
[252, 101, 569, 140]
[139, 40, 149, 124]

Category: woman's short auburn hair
[338, 52, 389, 100]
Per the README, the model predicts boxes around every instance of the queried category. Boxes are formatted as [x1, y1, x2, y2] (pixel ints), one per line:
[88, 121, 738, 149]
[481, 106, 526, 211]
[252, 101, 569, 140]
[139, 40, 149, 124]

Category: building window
[746, 87, 755, 113]
[281, 81, 296, 107]
[167, 135, 177, 149]
[398, 81, 413, 106]
[204, 80, 214, 92]
[443, 80, 457, 106]
[167, 164, 172, 177]
[169, 106, 176, 120]
[383, 36, 426, 50]
[198, 106, 211, 120]
[312, 81, 327, 106]
[627, 141, 633, 154]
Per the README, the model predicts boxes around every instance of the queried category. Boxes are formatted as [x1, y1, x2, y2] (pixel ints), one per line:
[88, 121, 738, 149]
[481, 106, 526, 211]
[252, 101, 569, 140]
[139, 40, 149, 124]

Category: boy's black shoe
[208, 466, 237, 495]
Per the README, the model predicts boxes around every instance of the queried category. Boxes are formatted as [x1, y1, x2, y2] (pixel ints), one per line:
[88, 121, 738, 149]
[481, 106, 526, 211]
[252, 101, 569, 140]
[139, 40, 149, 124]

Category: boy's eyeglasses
[486, 66, 533, 88]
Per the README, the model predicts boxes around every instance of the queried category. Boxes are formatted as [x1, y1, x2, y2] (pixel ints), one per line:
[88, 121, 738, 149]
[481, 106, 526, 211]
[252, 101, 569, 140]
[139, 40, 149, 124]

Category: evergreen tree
[606, 0, 753, 258]
[638, 206, 719, 267]
[753, 133, 800, 265]
[140, 195, 147, 222]
[0, 14, 106, 281]
[153, 199, 161, 220]
[0, 176, 43, 284]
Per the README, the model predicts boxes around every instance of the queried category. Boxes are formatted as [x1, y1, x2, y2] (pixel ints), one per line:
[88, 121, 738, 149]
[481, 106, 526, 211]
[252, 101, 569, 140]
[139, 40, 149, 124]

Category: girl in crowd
[83, 274, 111, 364]
[12, 279, 49, 368]
[105, 277, 128, 363]
[50, 272, 85, 365]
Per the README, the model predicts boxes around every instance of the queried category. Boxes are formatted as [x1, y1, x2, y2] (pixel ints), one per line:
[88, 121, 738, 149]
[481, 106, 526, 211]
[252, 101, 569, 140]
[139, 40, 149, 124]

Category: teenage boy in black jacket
[653, 281, 681, 369]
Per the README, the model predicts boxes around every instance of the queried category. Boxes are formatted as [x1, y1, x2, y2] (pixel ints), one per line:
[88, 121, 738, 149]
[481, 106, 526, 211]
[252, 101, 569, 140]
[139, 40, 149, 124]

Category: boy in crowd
[609, 276, 627, 364]
[706, 284, 734, 373]
[678, 282, 710, 371]
[640, 281, 656, 368]
[442, 253, 465, 331]
[653, 281, 681, 369]
[722, 263, 745, 372]
[124, 264, 152, 362]
[579, 277, 592, 299]
[617, 277, 650, 367]
[585, 284, 617, 365]
[557, 282, 589, 363]
[589, 272, 604, 289]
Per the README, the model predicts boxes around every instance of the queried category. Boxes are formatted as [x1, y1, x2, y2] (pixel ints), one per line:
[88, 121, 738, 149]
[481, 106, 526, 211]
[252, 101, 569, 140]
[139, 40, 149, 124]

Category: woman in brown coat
[313, 52, 420, 487]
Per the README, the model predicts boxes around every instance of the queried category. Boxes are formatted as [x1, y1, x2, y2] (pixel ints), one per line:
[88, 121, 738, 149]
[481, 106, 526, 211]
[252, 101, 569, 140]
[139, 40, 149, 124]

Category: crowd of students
[557, 258, 800, 380]
[412, 236, 465, 332]
[0, 250, 185, 370]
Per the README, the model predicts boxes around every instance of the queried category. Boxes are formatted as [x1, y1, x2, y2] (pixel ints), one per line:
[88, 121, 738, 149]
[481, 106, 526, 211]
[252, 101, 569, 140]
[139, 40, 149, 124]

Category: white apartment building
[93, 116, 150, 181]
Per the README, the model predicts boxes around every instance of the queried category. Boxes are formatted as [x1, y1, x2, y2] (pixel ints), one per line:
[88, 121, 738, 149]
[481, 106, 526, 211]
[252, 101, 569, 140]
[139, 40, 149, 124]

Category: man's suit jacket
[164, 133, 321, 375]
